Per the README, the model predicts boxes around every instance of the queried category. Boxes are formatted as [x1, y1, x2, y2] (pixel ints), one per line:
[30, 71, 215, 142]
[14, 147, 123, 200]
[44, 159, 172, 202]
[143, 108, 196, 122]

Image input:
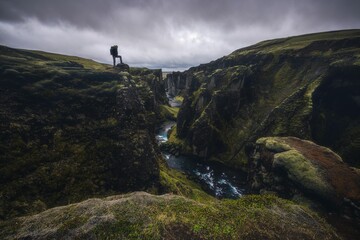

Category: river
[156, 95, 248, 199]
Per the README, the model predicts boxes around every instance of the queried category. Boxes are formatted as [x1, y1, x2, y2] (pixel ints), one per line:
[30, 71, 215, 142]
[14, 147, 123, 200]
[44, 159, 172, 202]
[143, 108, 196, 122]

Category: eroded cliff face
[0, 46, 167, 219]
[164, 71, 188, 96]
[173, 30, 360, 168]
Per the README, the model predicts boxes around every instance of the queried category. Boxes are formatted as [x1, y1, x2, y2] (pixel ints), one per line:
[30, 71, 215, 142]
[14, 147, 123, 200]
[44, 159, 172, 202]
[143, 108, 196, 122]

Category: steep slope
[0, 46, 167, 219]
[171, 30, 360, 168]
[0, 192, 339, 240]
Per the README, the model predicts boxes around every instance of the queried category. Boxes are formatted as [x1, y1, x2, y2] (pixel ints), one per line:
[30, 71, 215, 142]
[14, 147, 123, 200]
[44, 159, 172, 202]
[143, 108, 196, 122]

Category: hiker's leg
[119, 56, 123, 64]
[113, 56, 116, 67]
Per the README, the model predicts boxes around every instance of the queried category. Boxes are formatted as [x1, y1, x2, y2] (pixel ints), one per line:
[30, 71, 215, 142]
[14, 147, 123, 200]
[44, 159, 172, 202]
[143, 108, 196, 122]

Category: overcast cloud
[0, 0, 359, 70]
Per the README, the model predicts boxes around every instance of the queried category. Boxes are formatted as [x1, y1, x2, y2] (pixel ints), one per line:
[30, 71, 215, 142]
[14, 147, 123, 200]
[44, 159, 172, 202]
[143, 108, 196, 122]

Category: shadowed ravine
[156, 96, 248, 199]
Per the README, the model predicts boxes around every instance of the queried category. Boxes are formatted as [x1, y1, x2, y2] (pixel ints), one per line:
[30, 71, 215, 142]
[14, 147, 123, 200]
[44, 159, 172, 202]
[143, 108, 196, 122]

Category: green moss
[159, 167, 213, 202]
[233, 30, 360, 55]
[168, 126, 188, 150]
[59, 215, 90, 232]
[273, 149, 332, 196]
[93, 220, 143, 239]
[27, 50, 109, 70]
[174, 95, 184, 103]
[273, 62, 294, 89]
[159, 105, 179, 120]
[0, 192, 339, 240]
[256, 137, 292, 152]
[190, 87, 206, 108]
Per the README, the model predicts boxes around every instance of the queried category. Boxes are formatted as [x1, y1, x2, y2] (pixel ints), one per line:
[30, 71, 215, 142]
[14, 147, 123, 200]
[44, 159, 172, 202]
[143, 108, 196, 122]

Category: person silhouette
[110, 45, 123, 66]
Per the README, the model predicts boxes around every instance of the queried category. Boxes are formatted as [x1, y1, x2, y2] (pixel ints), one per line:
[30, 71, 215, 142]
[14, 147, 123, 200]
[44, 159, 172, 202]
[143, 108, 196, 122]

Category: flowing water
[156, 95, 248, 199]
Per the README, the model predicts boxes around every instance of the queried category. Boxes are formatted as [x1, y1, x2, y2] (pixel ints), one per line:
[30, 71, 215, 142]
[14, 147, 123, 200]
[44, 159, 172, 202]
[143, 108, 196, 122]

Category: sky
[0, 0, 359, 71]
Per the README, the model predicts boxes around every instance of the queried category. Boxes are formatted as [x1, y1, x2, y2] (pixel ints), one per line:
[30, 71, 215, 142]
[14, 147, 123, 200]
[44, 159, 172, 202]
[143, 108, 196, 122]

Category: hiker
[110, 45, 123, 66]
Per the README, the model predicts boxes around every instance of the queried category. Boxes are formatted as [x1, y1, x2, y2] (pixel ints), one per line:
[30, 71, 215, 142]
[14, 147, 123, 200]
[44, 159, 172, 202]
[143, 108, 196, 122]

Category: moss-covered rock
[248, 137, 360, 219]
[273, 149, 332, 198]
[256, 137, 292, 152]
[158, 104, 179, 121]
[0, 192, 340, 240]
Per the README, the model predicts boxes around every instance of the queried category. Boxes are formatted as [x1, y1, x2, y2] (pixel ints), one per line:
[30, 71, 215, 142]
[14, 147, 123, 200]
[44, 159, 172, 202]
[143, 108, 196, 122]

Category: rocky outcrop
[175, 30, 360, 168]
[0, 46, 165, 219]
[115, 63, 130, 71]
[0, 192, 340, 240]
[246, 137, 360, 219]
[164, 71, 188, 96]
[130, 67, 167, 107]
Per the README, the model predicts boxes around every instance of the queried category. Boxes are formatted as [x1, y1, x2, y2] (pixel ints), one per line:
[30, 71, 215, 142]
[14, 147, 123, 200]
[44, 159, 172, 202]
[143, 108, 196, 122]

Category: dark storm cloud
[0, 0, 359, 70]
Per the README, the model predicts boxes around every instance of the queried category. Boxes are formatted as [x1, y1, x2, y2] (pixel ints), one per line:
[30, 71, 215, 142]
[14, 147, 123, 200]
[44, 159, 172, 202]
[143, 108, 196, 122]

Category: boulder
[247, 137, 360, 219]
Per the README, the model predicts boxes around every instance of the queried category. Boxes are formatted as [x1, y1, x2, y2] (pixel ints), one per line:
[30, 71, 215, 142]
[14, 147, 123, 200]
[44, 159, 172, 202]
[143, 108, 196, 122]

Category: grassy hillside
[174, 29, 360, 168]
[0, 192, 339, 240]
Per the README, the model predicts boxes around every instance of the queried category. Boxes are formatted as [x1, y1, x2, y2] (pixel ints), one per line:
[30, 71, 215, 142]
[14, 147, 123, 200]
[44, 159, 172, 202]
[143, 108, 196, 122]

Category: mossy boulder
[0, 192, 340, 240]
[272, 149, 332, 198]
[248, 137, 360, 219]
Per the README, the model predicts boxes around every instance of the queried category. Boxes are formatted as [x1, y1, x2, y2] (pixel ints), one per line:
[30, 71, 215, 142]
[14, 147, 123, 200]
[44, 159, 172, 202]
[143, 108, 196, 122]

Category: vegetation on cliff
[173, 30, 360, 168]
[0, 45, 168, 219]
